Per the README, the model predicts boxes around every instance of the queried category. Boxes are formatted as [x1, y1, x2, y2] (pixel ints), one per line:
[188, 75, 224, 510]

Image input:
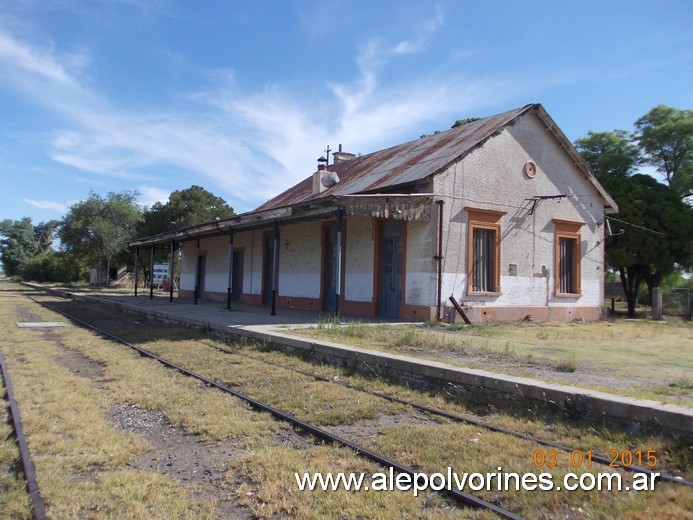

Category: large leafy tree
[138, 185, 234, 237]
[135, 186, 234, 287]
[634, 105, 692, 199]
[574, 130, 640, 179]
[0, 218, 60, 276]
[575, 110, 693, 316]
[600, 174, 692, 315]
[59, 191, 143, 284]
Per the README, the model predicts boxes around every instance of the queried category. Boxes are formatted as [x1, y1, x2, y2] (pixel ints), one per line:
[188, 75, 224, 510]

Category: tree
[0, 218, 37, 276]
[138, 185, 234, 237]
[575, 118, 693, 316]
[634, 105, 692, 198]
[21, 250, 87, 283]
[574, 130, 640, 179]
[422, 117, 482, 138]
[34, 220, 61, 251]
[59, 191, 143, 285]
[135, 186, 233, 288]
[0, 218, 60, 276]
[601, 174, 692, 315]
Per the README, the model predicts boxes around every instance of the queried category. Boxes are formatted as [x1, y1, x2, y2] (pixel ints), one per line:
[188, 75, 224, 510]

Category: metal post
[435, 200, 444, 321]
[169, 240, 175, 303]
[271, 221, 278, 316]
[226, 232, 234, 310]
[194, 238, 200, 305]
[149, 245, 155, 300]
[652, 286, 662, 320]
[335, 208, 343, 317]
[134, 247, 139, 297]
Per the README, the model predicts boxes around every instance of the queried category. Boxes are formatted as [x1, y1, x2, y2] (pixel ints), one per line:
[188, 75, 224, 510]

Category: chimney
[332, 144, 355, 164]
[312, 163, 329, 194]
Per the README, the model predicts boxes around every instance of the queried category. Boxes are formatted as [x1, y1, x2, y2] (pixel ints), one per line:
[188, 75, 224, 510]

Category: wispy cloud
[0, 31, 82, 86]
[0, 11, 547, 213]
[23, 198, 71, 213]
[0, 27, 275, 204]
[391, 6, 444, 55]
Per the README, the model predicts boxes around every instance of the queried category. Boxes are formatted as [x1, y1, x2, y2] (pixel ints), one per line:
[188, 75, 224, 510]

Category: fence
[662, 289, 692, 319]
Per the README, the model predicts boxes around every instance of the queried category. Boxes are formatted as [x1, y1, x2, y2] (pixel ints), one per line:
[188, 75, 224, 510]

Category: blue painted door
[379, 221, 402, 317]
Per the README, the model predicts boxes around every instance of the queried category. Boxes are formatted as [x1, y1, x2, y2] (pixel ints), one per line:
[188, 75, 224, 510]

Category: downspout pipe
[227, 233, 234, 310]
[435, 200, 445, 321]
[149, 244, 155, 300]
[194, 237, 200, 305]
[271, 220, 279, 316]
[168, 240, 175, 303]
[335, 207, 343, 317]
[134, 247, 139, 297]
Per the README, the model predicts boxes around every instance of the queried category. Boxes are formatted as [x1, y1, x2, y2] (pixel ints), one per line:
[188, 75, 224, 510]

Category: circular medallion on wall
[524, 160, 537, 179]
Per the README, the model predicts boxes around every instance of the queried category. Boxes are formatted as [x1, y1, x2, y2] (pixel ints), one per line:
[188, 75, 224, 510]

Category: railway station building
[129, 103, 618, 322]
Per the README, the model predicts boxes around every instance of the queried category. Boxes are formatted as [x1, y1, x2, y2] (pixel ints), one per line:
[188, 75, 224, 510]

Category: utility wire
[605, 216, 667, 236]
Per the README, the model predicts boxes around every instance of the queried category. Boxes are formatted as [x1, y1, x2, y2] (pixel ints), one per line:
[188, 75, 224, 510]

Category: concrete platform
[24, 284, 693, 437]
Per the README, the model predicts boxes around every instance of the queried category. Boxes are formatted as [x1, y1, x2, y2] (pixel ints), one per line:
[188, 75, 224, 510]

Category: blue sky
[1, 1, 691, 223]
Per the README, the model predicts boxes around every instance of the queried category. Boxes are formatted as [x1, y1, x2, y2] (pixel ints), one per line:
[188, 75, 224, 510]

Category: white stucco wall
[179, 230, 264, 298]
[276, 220, 323, 299]
[404, 220, 437, 307]
[203, 235, 231, 293]
[180, 241, 195, 292]
[234, 229, 265, 297]
[344, 216, 375, 302]
[179, 236, 232, 297]
[434, 111, 606, 311]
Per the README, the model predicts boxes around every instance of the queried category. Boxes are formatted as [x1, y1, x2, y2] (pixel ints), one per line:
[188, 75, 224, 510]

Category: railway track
[6, 287, 692, 518]
[26, 293, 523, 519]
[40, 294, 693, 489]
[0, 350, 47, 520]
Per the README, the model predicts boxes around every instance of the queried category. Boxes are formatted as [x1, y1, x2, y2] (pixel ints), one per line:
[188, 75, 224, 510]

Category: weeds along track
[14, 289, 693, 518]
[26, 294, 520, 520]
[42, 296, 693, 486]
[0, 350, 47, 520]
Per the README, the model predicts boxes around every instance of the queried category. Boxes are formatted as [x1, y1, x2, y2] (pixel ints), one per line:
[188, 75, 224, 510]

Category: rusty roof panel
[256, 104, 536, 212]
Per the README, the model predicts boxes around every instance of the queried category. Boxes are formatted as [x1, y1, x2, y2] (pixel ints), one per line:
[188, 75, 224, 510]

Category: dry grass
[140, 338, 404, 426]
[367, 423, 693, 518]
[0, 281, 276, 517]
[58, 331, 283, 443]
[0, 386, 32, 520]
[299, 317, 693, 405]
[228, 445, 480, 519]
[0, 323, 217, 517]
[124, 310, 693, 482]
[4, 282, 691, 517]
[236, 343, 692, 480]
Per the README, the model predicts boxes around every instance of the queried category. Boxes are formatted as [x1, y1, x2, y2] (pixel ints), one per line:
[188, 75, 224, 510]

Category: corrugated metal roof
[256, 104, 536, 211]
[127, 102, 618, 248]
